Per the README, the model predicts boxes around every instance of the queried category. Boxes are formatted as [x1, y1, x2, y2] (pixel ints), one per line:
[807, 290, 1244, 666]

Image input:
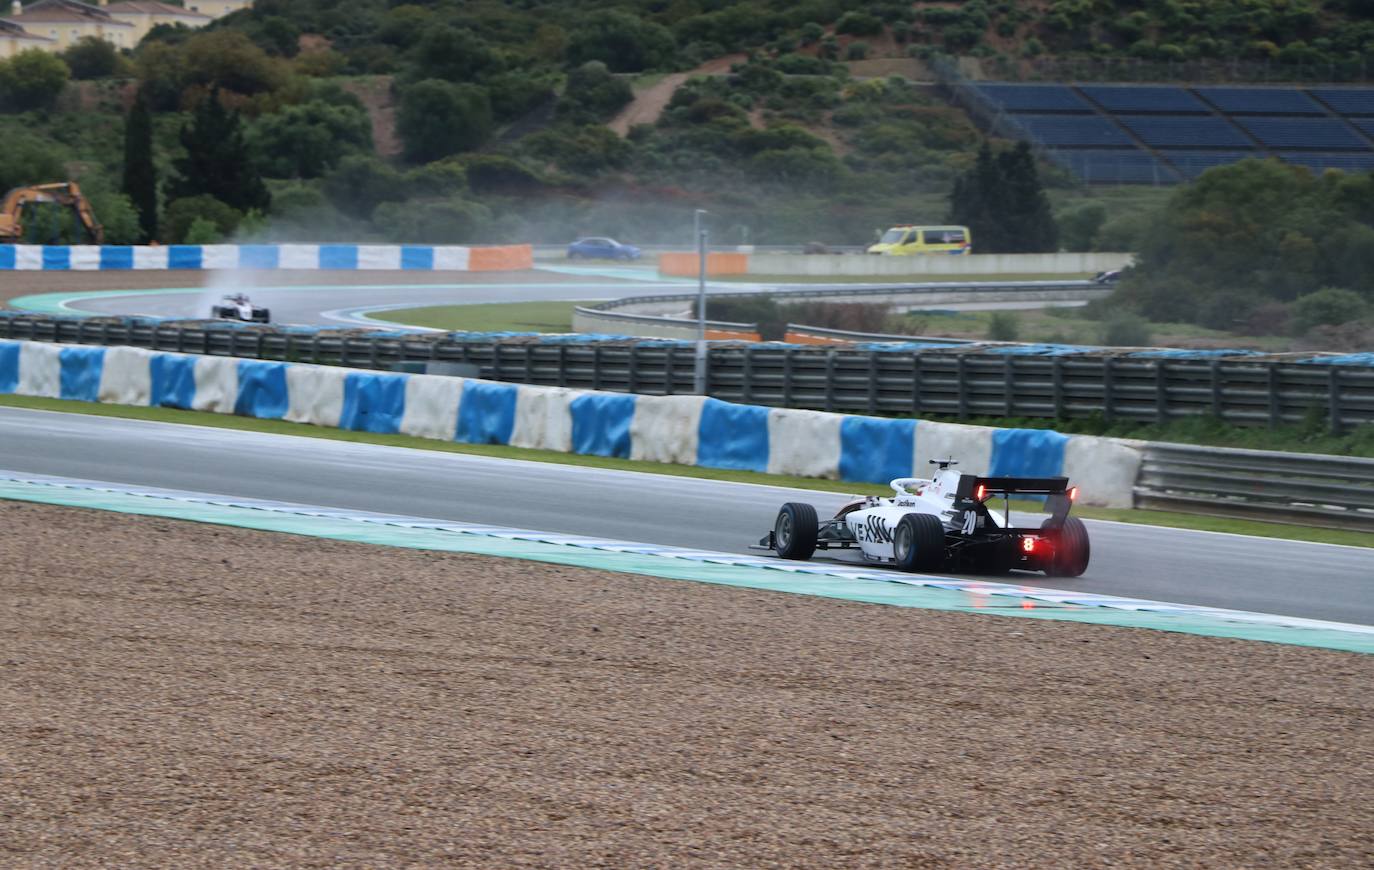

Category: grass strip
[719, 273, 1097, 284]
[1, 392, 1369, 549]
[370, 300, 591, 332]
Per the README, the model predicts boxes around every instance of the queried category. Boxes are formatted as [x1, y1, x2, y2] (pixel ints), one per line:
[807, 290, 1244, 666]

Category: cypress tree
[947, 141, 1057, 253]
[997, 141, 1058, 253]
[170, 87, 270, 214]
[947, 142, 1001, 251]
[121, 92, 158, 243]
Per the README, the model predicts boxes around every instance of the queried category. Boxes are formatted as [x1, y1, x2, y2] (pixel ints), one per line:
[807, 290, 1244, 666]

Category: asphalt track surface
[60, 270, 674, 327]
[12, 265, 1082, 328]
[2, 406, 1369, 626]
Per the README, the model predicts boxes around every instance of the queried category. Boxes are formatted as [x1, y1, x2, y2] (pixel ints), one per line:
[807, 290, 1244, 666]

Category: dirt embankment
[2, 500, 1370, 867]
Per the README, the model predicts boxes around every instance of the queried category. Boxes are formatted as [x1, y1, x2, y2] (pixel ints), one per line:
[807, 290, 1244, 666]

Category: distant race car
[210, 293, 271, 324]
[1092, 269, 1122, 285]
[759, 460, 1090, 576]
[567, 237, 642, 261]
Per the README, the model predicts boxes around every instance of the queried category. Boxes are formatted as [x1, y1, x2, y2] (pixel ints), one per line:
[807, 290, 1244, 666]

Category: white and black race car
[760, 460, 1090, 576]
[210, 293, 271, 324]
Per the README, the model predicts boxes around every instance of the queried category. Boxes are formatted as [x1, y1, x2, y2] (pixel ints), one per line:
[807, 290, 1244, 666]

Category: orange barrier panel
[783, 331, 852, 345]
[706, 328, 762, 341]
[468, 244, 533, 271]
[658, 252, 750, 277]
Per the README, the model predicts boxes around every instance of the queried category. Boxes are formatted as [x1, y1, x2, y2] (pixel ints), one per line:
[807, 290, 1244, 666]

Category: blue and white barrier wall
[0, 244, 533, 271]
[0, 340, 1142, 506]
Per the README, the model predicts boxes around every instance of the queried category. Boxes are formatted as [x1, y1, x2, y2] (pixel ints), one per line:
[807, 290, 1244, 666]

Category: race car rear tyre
[1044, 516, 1090, 577]
[893, 513, 945, 573]
[774, 502, 818, 560]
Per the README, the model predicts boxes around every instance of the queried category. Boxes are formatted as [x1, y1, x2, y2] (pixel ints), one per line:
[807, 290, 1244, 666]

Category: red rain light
[1068, 486, 1079, 502]
[1021, 537, 1036, 553]
[975, 484, 987, 501]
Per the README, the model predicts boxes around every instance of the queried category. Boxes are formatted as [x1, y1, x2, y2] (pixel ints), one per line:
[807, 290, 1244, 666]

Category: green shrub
[1056, 203, 1106, 252]
[557, 61, 633, 123]
[397, 79, 493, 162]
[846, 41, 870, 60]
[321, 155, 404, 216]
[987, 311, 1020, 341]
[1102, 312, 1152, 347]
[1292, 287, 1368, 334]
[247, 99, 373, 179]
[0, 49, 70, 112]
[183, 216, 223, 244]
[62, 37, 119, 80]
[162, 195, 241, 244]
[567, 9, 676, 72]
[835, 12, 883, 37]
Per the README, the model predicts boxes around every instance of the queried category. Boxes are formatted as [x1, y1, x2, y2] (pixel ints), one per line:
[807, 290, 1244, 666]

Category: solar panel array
[971, 82, 1374, 183]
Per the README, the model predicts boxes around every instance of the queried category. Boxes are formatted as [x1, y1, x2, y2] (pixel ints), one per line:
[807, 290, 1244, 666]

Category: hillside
[4, 0, 1374, 250]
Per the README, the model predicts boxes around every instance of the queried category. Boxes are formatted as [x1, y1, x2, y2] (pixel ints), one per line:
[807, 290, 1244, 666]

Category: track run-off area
[1, 266, 1371, 645]
[4, 266, 1373, 864]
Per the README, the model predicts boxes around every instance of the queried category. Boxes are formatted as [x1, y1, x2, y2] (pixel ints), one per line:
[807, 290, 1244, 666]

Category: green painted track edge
[1, 479, 1369, 655]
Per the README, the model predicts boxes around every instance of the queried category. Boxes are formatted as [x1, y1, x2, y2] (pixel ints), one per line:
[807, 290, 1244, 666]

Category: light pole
[693, 208, 708, 395]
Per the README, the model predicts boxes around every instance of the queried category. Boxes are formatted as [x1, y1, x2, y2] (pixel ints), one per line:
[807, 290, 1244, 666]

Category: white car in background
[210, 293, 271, 324]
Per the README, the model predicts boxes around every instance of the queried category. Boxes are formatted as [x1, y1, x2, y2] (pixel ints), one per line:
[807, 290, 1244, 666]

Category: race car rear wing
[954, 474, 1076, 525]
[953, 475, 1069, 497]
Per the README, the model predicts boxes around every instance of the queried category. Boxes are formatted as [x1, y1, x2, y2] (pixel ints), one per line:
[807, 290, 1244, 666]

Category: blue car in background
[567, 237, 642, 260]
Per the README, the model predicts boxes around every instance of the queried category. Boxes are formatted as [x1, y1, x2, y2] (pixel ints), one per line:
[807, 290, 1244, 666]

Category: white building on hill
[3, 0, 249, 52]
[0, 14, 55, 56]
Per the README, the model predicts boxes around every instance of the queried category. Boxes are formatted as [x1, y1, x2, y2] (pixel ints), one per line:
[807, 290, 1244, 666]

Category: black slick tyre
[774, 502, 818, 560]
[1045, 516, 1090, 577]
[893, 513, 945, 573]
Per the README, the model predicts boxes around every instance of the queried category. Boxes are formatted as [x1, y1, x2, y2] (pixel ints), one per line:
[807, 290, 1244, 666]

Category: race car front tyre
[774, 502, 818, 560]
[257, 308, 271, 323]
[1045, 516, 1090, 577]
[893, 513, 944, 573]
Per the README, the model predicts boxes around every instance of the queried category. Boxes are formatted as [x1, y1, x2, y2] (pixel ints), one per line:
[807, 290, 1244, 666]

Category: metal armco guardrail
[573, 280, 1111, 341]
[2, 315, 1370, 432]
[1135, 443, 1374, 530]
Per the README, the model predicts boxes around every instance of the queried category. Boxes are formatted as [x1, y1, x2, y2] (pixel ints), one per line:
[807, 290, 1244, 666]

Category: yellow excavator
[0, 182, 104, 244]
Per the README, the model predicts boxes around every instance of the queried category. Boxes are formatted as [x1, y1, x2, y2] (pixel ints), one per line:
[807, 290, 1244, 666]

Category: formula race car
[760, 460, 1090, 576]
[210, 293, 271, 324]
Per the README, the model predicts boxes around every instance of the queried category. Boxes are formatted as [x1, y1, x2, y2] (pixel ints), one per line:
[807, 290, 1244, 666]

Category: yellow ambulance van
[867, 225, 972, 255]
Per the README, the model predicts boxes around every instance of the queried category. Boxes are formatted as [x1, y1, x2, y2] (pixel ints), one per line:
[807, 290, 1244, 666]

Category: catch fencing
[1, 315, 1370, 433]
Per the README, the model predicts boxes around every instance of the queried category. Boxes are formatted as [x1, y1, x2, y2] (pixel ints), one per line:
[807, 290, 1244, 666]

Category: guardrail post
[956, 355, 968, 419]
[1051, 356, 1063, 418]
[867, 351, 879, 414]
[824, 352, 835, 412]
[1002, 356, 1014, 417]
[558, 345, 569, 388]
[592, 346, 601, 390]
[1156, 360, 1168, 424]
[782, 349, 794, 406]
[1102, 356, 1114, 423]
[524, 345, 535, 384]
[1210, 360, 1223, 419]
[742, 347, 754, 403]
[911, 354, 922, 415]
[1329, 367, 1342, 434]
[1268, 365, 1281, 428]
